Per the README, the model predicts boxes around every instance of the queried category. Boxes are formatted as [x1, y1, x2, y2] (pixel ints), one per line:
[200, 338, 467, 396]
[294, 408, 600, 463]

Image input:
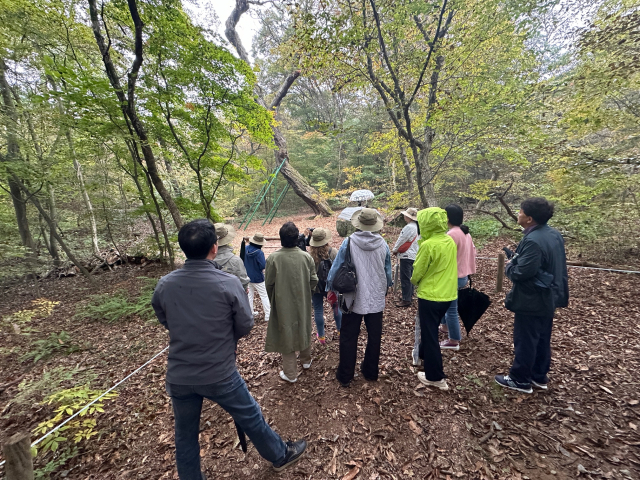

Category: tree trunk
[399, 141, 414, 196]
[66, 131, 100, 255]
[225, 0, 332, 217]
[0, 58, 36, 251]
[47, 184, 61, 266]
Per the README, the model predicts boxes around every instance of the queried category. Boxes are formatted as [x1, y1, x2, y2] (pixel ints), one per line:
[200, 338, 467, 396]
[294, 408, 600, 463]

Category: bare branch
[476, 209, 519, 230]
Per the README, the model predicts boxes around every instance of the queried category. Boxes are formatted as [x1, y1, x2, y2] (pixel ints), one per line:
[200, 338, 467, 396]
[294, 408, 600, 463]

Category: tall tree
[87, 0, 184, 229]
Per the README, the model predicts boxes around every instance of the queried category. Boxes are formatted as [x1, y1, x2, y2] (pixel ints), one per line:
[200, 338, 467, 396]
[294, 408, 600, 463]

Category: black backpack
[316, 257, 332, 296]
[332, 238, 357, 294]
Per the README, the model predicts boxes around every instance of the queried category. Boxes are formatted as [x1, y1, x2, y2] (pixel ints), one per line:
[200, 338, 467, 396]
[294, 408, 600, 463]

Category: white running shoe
[417, 372, 449, 391]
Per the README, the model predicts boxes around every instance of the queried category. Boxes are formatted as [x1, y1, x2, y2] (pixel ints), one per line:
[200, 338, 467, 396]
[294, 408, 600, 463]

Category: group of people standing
[151, 196, 569, 479]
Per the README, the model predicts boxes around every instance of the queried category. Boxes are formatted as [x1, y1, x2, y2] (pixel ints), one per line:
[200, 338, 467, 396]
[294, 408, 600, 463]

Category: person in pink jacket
[439, 204, 476, 350]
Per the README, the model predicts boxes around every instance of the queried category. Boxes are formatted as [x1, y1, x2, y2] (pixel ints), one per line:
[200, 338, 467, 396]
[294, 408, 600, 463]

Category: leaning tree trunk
[225, 0, 332, 217]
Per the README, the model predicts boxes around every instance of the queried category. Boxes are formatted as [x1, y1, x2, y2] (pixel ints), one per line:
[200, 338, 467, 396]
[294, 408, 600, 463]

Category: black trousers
[399, 258, 414, 302]
[418, 298, 452, 382]
[509, 313, 554, 384]
[336, 311, 383, 384]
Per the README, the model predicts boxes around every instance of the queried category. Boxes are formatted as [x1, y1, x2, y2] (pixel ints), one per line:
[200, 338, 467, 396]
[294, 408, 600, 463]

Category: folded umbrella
[457, 278, 491, 335]
[235, 422, 248, 453]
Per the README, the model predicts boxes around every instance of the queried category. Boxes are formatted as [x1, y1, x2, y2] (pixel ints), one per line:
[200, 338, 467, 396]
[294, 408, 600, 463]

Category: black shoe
[335, 371, 351, 388]
[494, 374, 533, 394]
[359, 365, 377, 382]
[273, 439, 307, 472]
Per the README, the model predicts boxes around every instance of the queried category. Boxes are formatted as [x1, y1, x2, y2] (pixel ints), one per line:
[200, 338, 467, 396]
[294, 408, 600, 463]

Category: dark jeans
[509, 313, 554, 384]
[418, 298, 452, 382]
[336, 311, 383, 384]
[166, 371, 286, 480]
[399, 259, 414, 302]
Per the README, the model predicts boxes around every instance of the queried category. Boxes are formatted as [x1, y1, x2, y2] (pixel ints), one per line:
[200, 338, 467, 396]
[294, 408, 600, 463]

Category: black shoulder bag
[332, 238, 357, 294]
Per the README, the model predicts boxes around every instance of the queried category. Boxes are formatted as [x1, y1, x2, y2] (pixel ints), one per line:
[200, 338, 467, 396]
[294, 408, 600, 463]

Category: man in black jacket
[152, 220, 306, 479]
[495, 198, 569, 394]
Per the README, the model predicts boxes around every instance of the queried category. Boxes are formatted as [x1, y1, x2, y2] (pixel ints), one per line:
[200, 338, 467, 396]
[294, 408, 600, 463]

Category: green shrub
[465, 217, 511, 247]
[75, 277, 157, 323]
[22, 331, 82, 363]
[13, 367, 97, 407]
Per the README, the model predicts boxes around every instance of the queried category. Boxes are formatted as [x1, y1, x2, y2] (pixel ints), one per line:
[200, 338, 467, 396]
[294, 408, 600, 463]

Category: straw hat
[250, 232, 267, 246]
[401, 207, 418, 222]
[309, 228, 331, 247]
[214, 223, 236, 247]
[351, 208, 384, 232]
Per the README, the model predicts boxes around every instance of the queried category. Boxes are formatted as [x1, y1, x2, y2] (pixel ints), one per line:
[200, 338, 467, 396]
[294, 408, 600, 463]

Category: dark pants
[399, 259, 414, 302]
[336, 311, 383, 384]
[418, 298, 452, 382]
[167, 371, 286, 480]
[509, 313, 554, 384]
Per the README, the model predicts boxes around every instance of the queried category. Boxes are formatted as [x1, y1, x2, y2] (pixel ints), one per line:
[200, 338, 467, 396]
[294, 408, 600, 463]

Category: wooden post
[496, 252, 506, 292]
[393, 263, 400, 293]
[3, 432, 34, 480]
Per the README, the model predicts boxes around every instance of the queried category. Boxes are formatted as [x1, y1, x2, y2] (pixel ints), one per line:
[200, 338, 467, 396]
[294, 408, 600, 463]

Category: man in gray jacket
[213, 223, 250, 289]
[152, 220, 306, 479]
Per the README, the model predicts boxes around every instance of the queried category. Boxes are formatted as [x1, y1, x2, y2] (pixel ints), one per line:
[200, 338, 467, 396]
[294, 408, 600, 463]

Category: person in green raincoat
[410, 207, 458, 391]
[265, 222, 318, 383]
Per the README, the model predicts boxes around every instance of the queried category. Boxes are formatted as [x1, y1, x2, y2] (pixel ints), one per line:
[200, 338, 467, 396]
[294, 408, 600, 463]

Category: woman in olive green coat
[265, 222, 318, 383]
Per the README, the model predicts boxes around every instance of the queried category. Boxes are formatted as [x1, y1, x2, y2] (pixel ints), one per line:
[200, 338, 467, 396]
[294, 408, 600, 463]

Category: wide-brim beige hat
[351, 208, 384, 232]
[309, 227, 331, 247]
[250, 232, 266, 245]
[214, 223, 236, 246]
[401, 207, 418, 222]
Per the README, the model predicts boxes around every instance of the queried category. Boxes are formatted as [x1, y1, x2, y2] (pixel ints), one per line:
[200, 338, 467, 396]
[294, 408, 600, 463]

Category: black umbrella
[235, 422, 248, 453]
[457, 278, 491, 335]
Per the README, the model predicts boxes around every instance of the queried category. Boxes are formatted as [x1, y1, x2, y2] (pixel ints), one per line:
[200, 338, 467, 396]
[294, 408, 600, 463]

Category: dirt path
[1, 213, 639, 479]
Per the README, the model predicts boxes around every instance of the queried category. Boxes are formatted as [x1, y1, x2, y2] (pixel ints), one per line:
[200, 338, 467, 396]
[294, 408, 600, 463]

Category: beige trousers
[281, 346, 312, 380]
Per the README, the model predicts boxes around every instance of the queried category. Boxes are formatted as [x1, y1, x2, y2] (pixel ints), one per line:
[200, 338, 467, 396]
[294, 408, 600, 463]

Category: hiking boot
[273, 439, 307, 472]
[532, 379, 548, 390]
[302, 359, 313, 370]
[439, 339, 460, 350]
[494, 374, 532, 394]
[279, 371, 297, 383]
[417, 372, 449, 391]
[395, 300, 412, 308]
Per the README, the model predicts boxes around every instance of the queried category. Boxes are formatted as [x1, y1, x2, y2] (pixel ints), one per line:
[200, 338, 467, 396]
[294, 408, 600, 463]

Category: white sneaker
[279, 371, 297, 383]
[417, 372, 449, 391]
[252, 311, 258, 316]
[302, 359, 312, 370]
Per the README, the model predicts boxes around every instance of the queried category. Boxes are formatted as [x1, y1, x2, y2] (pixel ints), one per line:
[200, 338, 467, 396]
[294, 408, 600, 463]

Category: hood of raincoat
[416, 207, 448, 241]
[350, 230, 387, 251]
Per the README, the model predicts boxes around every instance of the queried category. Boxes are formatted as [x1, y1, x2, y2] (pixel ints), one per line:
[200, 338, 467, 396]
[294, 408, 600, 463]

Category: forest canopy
[1, 0, 638, 280]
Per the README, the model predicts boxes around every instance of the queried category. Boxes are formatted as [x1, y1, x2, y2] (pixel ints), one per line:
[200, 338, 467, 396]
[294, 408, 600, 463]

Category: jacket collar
[183, 259, 220, 270]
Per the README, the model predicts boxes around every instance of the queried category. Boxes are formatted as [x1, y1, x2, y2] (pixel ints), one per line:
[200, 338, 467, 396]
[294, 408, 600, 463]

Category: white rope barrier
[476, 256, 640, 274]
[0, 345, 169, 467]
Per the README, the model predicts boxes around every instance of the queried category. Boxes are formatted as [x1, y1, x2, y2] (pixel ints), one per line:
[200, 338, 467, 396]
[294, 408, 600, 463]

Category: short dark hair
[279, 221, 299, 248]
[178, 219, 217, 259]
[445, 204, 464, 226]
[521, 197, 554, 225]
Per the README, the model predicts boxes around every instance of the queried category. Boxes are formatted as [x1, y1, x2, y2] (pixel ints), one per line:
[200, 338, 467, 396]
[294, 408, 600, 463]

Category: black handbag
[332, 238, 357, 294]
[457, 277, 491, 335]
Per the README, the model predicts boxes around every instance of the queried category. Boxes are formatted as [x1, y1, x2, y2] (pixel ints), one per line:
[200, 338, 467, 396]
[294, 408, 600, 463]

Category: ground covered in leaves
[1, 212, 639, 480]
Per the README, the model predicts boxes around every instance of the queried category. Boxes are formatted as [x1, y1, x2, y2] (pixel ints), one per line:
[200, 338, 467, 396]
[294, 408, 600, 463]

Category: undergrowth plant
[75, 277, 157, 323]
[22, 331, 82, 363]
[2, 298, 60, 334]
[12, 367, 97, 407]
[32, 385, 118, 455]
